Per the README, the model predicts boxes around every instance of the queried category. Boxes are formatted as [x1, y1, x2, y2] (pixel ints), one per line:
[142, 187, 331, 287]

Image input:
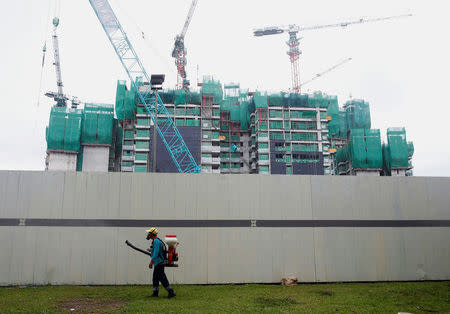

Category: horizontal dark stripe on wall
[256, 220, 450, 227]
[0, 218, 449, 228]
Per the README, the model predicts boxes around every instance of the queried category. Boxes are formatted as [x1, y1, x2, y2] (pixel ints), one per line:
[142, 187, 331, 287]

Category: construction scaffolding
[383, 127, 414, 176]
[46, 76, 414, 176]
[335, 129, 383, 175]
[46, 103, 120, 172]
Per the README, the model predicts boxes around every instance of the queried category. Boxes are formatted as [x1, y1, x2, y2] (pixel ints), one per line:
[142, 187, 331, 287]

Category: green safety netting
[239, 90, 250, 130]
[219, 98, 231, 130]
[321, 96, 373, 140]
[229, 98, 240, 122]
[174, 89, 186, 106]
[338, 110, 348, 138]
[288, 93, 309, 107]
[82, 103, 114, 145]
[239, 100, 250, 130]
[307, 92, 328, 108]
[218, 89, 251, 131]
[336, 129, 382, 169]
[326, 95, 339, 138]
[266, 92, 333, 108]
[159, 89, 175, 104]
[173, 89, 202, 106]
[407, 141, 414, 158]
[202, 78, 223, 103]
[344, 99, 371, 130]
[46, 106, 83, 152]
[187, 91, 201, 105]
[115, 80, 136, 121]
[335, 145, 346, 164]
[252, 92, 268, 108]
[220, 98, 231, 112]
[247, 101, 255, 115]
[268, 93, 283, 106]
[365, 129, 383, 169]
[112, 118, 122, 162]
[384, 128, 410, 172]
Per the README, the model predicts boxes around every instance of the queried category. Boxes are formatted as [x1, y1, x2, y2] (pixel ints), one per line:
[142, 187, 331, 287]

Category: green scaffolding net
[174, 89, 186, 106]
[327, 99, 372, 139]
[252, 92, 268, 108]
[326, 96, 339, 137]
[202, 78, 223, 104]
[268, 93, 283, 106]
[383, 127, 411, 174]
[115, 80, 136, 121]
[171, 89, 202, 106]
[46, 106, 83, 152]
[307, 92, 329, 108]
[266, 91, 335, 108]
[344, 99, 371, 130]
[336, 128, 382, 169]
[159, 89, 175, 104]
[408, 141, 414, 158]
[239, 90, 250, 130]
[337, 110, 348, 138]
[82, 103, 114, 145]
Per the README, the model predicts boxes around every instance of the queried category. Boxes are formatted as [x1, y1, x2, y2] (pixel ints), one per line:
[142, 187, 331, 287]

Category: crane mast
[254, 14, 412, 94]
[286, 28, 301, 94]
[52, 18, 64, 103]
[89, 0, 200, 173]
[172, 0, 198, 90]
[45, 17, 68, 107]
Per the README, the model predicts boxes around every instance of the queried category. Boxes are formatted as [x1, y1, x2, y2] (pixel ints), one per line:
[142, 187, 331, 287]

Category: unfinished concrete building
[45, 77, 414, 176]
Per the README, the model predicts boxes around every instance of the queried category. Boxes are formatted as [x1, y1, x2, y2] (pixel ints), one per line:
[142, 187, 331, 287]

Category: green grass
[0, 281, 448, 313]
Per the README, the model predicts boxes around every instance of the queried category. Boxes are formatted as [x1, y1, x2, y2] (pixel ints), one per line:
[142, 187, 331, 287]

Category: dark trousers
[153, 263, 170, 291]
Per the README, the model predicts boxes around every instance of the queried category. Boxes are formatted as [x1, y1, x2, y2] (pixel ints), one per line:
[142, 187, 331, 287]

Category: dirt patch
[254, 296, 300, 307]
[58, 298, 126, 313]
[316, 289, 334, 296]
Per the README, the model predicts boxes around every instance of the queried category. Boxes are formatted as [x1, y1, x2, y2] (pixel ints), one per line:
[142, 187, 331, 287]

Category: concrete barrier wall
[0, 171, 449, 285]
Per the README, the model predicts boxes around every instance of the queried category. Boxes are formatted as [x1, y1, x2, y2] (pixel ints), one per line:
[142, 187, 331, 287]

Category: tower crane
[44, 14, 81, 109]
[254, 14, 412, 94]
[171, 0, 198, 90]
[44, 16, 69, 107]
[301, 57, 352, 87]
[89, 0, 200, 173]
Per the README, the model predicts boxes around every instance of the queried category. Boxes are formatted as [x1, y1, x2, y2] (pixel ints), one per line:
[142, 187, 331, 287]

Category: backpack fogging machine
[125, 234, 179, 267]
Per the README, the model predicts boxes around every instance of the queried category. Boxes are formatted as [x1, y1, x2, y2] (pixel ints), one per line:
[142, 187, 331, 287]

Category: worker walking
[146, 227, 176, 298]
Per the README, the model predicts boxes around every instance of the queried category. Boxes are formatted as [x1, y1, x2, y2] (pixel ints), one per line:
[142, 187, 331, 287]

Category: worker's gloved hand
[149, 263, 153, 269]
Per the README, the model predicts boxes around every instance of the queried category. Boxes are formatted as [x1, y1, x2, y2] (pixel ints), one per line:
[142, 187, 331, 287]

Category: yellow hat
[146, 227, 158, 235]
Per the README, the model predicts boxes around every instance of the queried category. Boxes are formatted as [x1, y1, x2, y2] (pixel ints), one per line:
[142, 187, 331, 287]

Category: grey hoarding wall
[0, 171, 449, 285]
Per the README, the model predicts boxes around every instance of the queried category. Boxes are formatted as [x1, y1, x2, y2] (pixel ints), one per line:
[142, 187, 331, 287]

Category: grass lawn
[0, 281, 448, 313]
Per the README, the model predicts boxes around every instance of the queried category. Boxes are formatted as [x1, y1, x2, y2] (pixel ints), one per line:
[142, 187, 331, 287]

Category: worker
[146, 227, 176, 298]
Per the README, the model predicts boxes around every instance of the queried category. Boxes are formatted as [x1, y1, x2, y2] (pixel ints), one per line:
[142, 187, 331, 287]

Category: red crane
[253, 14, 412, 94]
[172, 0, 198, 90]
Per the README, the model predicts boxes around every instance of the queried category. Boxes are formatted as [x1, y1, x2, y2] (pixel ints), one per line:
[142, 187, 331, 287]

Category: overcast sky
[0, 0, 449, 176]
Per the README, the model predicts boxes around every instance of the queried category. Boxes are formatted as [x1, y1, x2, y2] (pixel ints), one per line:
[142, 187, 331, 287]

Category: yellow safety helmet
[146, 227, 158, 235]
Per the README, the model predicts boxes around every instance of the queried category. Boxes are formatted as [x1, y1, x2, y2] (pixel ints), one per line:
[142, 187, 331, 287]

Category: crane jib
[89, 0, 200, 173]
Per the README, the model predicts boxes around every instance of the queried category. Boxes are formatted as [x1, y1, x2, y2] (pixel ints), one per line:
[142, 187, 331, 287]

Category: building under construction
[45, 76, 414, 176]
[43, 1, 414, 176]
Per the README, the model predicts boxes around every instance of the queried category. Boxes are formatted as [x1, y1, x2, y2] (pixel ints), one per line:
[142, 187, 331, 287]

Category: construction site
[1, 1, 449, 301]
[43, 1, 414, 177]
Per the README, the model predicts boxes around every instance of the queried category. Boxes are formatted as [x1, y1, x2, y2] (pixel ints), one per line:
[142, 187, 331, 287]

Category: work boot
[167, 289, 176, 298]
[149, 290, 158, 298]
